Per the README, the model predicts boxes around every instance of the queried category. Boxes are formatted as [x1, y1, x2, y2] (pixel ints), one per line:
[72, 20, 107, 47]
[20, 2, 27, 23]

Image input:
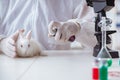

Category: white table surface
[0, 50, 120, 80]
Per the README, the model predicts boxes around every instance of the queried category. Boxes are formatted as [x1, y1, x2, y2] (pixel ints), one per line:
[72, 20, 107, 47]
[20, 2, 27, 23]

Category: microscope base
[93, 45, 119, 58]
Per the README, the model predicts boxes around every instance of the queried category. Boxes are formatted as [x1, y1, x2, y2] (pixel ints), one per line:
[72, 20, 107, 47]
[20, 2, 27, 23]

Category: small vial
[99, 65, 108, 80]
[92, 59, 99, 80]
[92, 67, 99, 80]
[97, 59, 111, 80]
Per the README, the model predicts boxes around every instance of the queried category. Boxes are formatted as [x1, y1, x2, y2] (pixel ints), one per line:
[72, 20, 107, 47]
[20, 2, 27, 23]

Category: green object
[107, 59, 112, 67]
[99, 65, 108, 80]
[119, 60, 120, 66]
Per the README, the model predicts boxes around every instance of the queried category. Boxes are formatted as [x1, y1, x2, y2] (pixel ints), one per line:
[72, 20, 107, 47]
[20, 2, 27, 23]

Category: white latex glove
[0, 29, 24, 57]
[48, 19, 81, 42]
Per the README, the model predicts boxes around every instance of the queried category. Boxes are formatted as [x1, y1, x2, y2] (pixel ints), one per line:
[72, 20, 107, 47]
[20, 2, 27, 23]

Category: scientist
[0, 0, 100, 57]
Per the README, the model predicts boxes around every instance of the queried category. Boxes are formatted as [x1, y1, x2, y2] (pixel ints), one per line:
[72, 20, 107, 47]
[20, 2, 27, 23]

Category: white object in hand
[48, 20, 81, 42]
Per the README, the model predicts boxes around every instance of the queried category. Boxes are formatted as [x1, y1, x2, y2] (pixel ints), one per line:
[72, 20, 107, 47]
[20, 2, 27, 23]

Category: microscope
[86, 0, 119, 58]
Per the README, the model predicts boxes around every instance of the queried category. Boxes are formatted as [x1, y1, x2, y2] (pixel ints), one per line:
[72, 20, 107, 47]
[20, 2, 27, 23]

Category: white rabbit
[16, 30, 42, 57]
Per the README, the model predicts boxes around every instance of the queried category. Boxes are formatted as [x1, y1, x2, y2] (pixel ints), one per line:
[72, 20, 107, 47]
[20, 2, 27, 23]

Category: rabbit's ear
[19, 29, 25, 39]
[18, 31, 24, 39]
[26, 30, 32, 40]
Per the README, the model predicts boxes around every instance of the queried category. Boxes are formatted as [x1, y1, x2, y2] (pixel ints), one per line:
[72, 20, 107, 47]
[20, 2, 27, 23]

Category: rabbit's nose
[68, 35, 75, 42]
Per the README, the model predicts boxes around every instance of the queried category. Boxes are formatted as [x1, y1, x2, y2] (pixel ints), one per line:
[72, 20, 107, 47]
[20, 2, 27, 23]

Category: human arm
[48, 0, 95, 46]
[0, 29, 24, 57]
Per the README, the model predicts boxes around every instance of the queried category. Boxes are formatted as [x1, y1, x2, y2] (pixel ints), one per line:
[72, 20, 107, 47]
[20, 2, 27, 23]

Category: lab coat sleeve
[68, 19, 97, 49]
[0, 1, 7, 44]
[0, 0, 9, 35]
[0, 35, 6, 52]
[0, 0, 7, 47]
[0, 35, 6, 41]
[0, 0, 8, 21]
[72, 0, 97, 48]
[73, 0, 95, 21]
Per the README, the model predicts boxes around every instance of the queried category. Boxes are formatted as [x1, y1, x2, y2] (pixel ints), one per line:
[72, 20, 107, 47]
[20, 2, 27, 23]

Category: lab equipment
[85, 0, 119, 80]
[92, 16, 113, 80]
[96, 16, 112, 80]
[92, 58, 112, 80]
[97, 17, 112, 59]
[86, 0, 119, 58]
[92, 59, 99, 80]
[100, 64, 108, 80]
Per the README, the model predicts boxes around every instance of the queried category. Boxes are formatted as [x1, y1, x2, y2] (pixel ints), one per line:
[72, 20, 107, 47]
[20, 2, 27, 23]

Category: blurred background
[116, 0, 120, 28]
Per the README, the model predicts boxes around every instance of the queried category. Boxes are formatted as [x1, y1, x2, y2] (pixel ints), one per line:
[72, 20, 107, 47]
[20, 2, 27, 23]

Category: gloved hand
[0, 29, 24, 57]
[48, 19, 81, 42]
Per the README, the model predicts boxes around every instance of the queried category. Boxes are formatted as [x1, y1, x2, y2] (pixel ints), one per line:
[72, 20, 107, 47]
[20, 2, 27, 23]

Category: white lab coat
[0, 0, 96, 50]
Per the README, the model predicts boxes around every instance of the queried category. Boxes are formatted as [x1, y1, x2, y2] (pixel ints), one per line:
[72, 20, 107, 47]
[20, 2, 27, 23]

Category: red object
[92, 67, 99, 80]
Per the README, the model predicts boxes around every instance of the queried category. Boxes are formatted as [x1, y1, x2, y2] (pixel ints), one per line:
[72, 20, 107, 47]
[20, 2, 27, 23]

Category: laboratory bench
[0, 50, 120, 80]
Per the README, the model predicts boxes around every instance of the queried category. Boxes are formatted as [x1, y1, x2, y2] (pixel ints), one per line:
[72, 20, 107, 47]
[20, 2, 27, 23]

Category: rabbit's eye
[21, 45, 23, 47]
[28, 44, 30, 47]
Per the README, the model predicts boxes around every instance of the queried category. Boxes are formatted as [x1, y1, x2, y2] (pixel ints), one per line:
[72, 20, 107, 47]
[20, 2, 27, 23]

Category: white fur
[16, 31, 42, 57]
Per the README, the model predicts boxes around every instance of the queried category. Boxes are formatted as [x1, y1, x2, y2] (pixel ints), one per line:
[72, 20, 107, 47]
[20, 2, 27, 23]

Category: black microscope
[86, 0, 119, 58]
